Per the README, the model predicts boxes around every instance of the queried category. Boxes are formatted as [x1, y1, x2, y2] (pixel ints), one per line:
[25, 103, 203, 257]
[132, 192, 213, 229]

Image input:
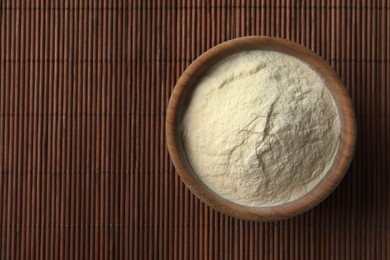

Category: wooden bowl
[166, 36, 357, 221]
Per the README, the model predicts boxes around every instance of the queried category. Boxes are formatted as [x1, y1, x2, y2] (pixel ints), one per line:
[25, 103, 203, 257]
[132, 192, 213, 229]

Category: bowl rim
[166, 36, 357, 221]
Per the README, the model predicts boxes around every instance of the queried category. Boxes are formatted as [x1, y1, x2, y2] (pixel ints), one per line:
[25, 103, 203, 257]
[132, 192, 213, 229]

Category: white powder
[181, 50, 341, 207]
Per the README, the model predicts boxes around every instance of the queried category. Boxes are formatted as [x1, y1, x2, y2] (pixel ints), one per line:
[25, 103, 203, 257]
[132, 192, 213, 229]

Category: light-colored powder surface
[181, 50, 341, 207]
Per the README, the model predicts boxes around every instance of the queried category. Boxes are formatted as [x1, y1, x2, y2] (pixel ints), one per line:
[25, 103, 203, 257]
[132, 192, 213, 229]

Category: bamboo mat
[0, 0, 389, 259]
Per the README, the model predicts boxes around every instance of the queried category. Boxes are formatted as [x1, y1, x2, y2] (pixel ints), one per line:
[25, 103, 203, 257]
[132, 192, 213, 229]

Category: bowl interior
[166, 36, 356, 221]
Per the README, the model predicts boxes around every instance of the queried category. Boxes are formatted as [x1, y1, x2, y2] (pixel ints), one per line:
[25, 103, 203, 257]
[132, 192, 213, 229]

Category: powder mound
[181, 50, 341, 207]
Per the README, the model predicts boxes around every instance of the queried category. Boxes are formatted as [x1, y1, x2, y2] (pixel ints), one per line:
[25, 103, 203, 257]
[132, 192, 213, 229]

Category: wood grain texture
[166, 36, 357, 221]
[0, 0, 389, 259]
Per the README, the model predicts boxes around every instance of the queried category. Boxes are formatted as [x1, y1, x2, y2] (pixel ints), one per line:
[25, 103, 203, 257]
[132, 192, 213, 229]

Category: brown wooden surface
[0, 0, 389, 259]
[167, 36, 357, 221]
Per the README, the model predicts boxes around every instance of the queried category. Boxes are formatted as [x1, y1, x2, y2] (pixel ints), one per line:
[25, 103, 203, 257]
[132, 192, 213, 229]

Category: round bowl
[166, 36, 357, 221]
